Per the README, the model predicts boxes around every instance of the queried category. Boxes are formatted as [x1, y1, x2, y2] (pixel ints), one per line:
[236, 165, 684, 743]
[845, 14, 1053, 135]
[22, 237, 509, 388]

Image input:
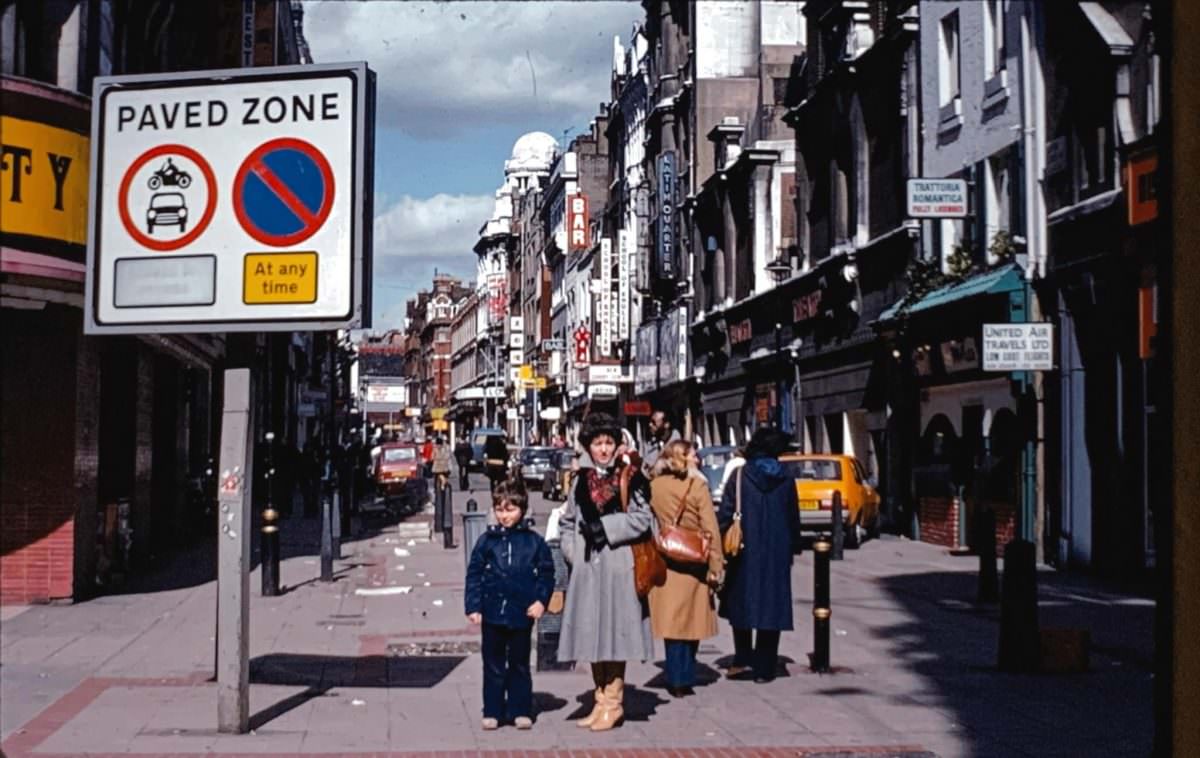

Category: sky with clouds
[303, 0, 644, 328]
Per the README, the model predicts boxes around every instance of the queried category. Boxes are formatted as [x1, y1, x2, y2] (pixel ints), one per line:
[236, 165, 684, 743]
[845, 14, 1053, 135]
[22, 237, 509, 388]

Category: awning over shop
[799, 361, 873, 417]
[878, 263, 1024, 321]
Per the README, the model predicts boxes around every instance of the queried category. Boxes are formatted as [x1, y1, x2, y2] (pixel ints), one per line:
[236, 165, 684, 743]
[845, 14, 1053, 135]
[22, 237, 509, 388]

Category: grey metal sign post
[216, 368, 254, 733]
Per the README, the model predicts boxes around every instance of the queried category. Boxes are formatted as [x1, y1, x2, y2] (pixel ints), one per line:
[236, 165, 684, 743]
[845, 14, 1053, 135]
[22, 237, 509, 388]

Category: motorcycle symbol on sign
[146, 158, 192, 190]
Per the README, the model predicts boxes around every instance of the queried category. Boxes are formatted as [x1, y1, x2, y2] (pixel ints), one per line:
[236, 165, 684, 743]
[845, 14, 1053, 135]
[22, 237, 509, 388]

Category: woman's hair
[657, 440, 695, 478]
[578, 412, 621, 447]
[744, 426, 791, 459]
[493, 479, 528, 513]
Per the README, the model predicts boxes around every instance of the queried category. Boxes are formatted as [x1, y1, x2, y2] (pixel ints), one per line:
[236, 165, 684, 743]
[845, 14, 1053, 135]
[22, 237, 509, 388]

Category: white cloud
[374, 192, 494, 263]
[303, 0, 642, 138]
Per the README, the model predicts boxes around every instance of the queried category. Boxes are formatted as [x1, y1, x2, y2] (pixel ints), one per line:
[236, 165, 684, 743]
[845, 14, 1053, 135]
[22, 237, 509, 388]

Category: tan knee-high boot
[590, 661, 625, 731]
[576, 662, 607, 728]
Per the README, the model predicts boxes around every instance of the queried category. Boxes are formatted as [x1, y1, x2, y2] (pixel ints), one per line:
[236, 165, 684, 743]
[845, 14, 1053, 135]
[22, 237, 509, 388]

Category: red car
[374, 443, 422, 499]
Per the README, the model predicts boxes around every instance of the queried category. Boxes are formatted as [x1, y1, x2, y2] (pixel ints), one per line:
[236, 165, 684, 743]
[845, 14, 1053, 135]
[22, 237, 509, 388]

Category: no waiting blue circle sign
[233, 138, 335, 247]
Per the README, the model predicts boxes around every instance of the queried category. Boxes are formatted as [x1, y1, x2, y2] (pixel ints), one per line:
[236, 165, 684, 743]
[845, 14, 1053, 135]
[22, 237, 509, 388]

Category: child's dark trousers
[481, 622, 532, 720]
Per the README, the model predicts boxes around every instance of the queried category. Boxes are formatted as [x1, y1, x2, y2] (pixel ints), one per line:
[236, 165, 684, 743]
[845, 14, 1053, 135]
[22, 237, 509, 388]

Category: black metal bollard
[331, 483, 342, 561]
[319, 486, 334, 582]
[441, 479, 455, 549]
[261, 507, 280, 596]
[830, 490, 845, 561]
[998, 539, 1040, 672]
[433, 476, 445, 534]
[977, 507, 999, 603]
[811, 538, 832, 672]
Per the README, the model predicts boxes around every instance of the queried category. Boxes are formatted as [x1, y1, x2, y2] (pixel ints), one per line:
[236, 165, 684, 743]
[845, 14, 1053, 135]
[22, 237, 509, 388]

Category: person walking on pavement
[432, 435, 452, 491]
[642, 410, 681, 475]
[454, 435, 473, 490]
[464, 481, 555, 730]
[647, 440, 724, 697]
[557, 412, 655, 732]
[484, 433, 510, 493]
[716, 426, 803, 683]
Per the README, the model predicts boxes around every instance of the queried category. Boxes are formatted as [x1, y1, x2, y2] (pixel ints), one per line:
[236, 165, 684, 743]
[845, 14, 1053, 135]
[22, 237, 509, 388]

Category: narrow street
[1, 476, 1153, 758]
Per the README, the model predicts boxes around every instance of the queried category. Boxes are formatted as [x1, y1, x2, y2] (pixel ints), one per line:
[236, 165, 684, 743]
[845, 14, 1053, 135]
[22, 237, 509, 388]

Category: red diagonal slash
[250, 159, 320, 229]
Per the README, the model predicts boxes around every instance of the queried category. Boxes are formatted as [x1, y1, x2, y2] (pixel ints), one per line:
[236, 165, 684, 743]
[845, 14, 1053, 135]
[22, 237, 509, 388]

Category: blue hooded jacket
[464, 519, 556, 628]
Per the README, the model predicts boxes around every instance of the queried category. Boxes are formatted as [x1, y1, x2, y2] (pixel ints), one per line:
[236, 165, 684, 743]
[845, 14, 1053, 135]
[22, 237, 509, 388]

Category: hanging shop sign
[792, 290, 823, 322]
[568, 193, 589, 251]
[588, 364, 633, 384]
[85, 62, 374, 334]
[618, 228, 633, 340]
[487, 272, 507, 321]
[905, 178, 968, 218]
[573, 323, 592, 367]
[598, 237, 613, 357]
[587, 383, 620, 399]
[634, 320, 659, 394]
[624, 400, 652, 416]
[981, 323, 1054, 371]
[656, 151, 676, 280]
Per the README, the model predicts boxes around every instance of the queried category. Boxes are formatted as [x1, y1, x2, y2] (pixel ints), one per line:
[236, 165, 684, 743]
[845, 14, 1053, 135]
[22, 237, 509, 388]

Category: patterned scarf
[578, 467, 620, 526]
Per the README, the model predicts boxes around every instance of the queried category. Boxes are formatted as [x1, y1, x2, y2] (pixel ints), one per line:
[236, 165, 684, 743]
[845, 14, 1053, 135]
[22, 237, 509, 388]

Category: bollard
[810, 538, 832, 672]
[998, 539, 1040, 672]
[319, 490, 333, 582]
[976, 507, 999, 603]
[536, 539, 574, 672]
[830, 490, 844, 561]
[441, 478, 455, 549]
[466, 497, 479, 512]
[433, 476, 445, 534]
[462, 511, 487, 572]
[261, 507, 280, 596]
[331, 485, 342, 561]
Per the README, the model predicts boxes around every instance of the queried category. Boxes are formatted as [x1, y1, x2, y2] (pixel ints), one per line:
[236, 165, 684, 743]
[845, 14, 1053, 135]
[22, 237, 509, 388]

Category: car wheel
[845, 519, 861, 549]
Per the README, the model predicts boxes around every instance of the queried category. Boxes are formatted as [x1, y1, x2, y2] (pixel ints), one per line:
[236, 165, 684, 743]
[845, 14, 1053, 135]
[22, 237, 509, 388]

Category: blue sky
[303, 1, 644, 328]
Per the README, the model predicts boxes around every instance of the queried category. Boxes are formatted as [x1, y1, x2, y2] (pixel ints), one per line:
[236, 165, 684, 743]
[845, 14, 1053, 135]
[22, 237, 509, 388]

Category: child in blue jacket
[465, 480, 555, 730]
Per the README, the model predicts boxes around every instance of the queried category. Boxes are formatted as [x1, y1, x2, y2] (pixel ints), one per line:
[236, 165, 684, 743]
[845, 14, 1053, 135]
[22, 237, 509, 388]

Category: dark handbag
[655, 479, 712, 565]
[722, 469, 744, 558]
[620, 454, 666, 597]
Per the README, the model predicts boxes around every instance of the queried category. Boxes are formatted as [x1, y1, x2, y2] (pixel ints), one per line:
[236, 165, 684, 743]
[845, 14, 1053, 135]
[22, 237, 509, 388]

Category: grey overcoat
[556, 456, 656, 663]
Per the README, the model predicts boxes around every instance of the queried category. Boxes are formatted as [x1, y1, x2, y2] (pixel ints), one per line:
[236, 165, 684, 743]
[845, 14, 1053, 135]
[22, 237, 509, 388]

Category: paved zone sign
[85, 62, 374, 334]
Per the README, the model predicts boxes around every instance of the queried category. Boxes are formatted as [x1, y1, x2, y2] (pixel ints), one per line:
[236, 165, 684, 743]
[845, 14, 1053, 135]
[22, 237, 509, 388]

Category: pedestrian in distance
[484, 433, 510, 494]
[464, 480, 556, 731]
[716, 426, 803, 683]
[642, 410, 681, 475]
[647, 440, 724, 697]
[454, 435, 473, 490]
[432, 435, 452, 490]
[557, 412, 655, 732]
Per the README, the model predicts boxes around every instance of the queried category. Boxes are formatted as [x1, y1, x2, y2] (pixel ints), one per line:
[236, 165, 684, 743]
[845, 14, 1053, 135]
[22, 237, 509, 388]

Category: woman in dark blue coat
[716, 426, 803, 682]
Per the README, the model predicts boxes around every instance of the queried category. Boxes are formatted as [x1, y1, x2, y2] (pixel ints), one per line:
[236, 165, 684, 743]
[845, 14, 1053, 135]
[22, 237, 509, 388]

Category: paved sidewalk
[1, 479, 1155, 757]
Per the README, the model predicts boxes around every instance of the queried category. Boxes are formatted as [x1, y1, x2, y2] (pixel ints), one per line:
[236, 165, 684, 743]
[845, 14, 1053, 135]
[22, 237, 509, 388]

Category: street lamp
[765, 254, 792, 284]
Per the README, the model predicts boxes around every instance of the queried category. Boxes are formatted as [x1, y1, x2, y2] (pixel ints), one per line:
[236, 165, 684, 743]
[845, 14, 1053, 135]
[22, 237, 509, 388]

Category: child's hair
[493, 479, 529, 513]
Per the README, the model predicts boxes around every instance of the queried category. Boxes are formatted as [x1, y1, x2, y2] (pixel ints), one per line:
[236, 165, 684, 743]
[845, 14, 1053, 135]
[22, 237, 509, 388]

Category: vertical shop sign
[568, 193, 589, 251]
[618, 229, 632, 341]
[657, 152, 676, 280]
[598, 238, 613, 357]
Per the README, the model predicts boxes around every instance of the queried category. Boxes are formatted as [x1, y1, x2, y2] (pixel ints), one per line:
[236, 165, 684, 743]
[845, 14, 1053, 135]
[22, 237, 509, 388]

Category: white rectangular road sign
[981, 323, 1054, 371]
[906, 178, 968, 218]
[85, 63, 374, 334]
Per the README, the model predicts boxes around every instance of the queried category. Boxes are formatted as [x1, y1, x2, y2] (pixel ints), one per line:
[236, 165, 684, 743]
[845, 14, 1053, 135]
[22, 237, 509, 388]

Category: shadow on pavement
[872, 566, 1154, 757]
[246, 652, 468, 728]
[563, 684, 669, 723]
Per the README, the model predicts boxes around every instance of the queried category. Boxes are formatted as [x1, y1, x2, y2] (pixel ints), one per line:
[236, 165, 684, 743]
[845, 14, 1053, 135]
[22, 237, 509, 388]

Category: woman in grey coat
[556, 412, 654, 732]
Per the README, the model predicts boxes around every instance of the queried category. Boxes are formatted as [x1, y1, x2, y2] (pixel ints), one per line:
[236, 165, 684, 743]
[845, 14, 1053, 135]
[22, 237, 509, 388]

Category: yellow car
[778, 453, 881, 546]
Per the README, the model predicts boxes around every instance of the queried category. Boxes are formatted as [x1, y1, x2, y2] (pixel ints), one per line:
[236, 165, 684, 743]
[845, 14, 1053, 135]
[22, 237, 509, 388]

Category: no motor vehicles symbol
[233, 137, 334, 247]
[118, 144, 218, 252]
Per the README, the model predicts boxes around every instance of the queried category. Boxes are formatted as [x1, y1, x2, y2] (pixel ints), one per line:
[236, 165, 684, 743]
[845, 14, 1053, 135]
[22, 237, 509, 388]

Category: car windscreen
[781, 459, 842, 481]
[151, 193, 184, 208]
[383, 447, 417, 462]
[700, 449, 732, 468]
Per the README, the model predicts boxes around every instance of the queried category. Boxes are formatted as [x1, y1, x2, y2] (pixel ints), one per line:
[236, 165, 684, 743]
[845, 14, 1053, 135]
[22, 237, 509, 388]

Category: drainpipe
[1018, 1, 1048, 561]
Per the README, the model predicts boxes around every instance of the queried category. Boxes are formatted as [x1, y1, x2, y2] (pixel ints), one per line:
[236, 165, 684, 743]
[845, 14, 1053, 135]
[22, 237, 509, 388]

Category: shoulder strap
[671, 477, 695, 526]
[735, 468, 743, 516]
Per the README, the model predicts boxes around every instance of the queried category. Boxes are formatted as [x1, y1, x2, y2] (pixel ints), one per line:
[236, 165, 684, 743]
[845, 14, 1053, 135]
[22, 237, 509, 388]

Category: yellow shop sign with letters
[0, 116, 90, 246]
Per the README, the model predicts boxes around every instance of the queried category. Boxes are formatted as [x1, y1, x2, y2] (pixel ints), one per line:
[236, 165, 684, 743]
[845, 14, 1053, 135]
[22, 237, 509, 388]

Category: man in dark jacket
[483, 434, 509, 493]
[454, 436, 473, 490]
[716, 426, 803, 682]
[464, 483, 555, 729]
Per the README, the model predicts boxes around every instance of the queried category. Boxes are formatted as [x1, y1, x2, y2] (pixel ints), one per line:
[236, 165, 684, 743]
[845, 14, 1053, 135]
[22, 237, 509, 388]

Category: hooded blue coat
[716, 456, 803, 631]
[464, 520, 556, 629]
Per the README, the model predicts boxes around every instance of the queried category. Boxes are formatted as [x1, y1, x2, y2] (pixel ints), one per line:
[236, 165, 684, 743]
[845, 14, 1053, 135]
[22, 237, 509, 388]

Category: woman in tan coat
[647, 440, 724, 697]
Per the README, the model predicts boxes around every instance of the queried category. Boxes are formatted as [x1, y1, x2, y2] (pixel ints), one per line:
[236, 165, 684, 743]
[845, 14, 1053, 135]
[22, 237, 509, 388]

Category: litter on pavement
[355, 586, 413, 596]
[432, 599, 444, 607]
[393, 548, 411, 557]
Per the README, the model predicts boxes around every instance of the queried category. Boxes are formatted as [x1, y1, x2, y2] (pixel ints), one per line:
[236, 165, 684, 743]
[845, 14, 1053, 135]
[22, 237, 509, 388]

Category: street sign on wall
[85, 62, 374, 334]
[981, 323, 1054, 371]
[657, 151, 676, 279]
[905, 178, 968, 218]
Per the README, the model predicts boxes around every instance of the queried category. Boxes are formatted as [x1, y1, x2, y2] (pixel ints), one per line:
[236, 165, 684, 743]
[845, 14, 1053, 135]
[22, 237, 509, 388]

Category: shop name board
[982, 323, 1054, 371]
[588, 364, 633, 383]
[85, 62, 374, 335]
[618, 228, 632, 341]
[568, 193, 589, 251]
[728, 318, 753, 346]
[598, 237, 613, 357]
[657, 151, 676, 279]
[792, 290, 822, 322]
[906, 178, 968, 218]
[587, 383, 620, 399]
[364, 384, 405, 404]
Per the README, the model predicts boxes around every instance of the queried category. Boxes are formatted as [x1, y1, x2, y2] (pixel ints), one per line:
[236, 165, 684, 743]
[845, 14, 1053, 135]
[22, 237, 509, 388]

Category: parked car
[468, 428, 508, 472]
[517, 446, 556, 488]
[544, 448, 578, 502]
[778, 453, 881, 547]
[373, 442, 423, 502]
[697, 445, 736, 501]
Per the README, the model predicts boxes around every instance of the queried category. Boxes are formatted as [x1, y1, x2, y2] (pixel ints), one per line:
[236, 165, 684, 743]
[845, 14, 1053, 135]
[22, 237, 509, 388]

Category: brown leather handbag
[620, 454, 666, 597]
[722, 469, 745, 558]
[655, 479, 712, 565]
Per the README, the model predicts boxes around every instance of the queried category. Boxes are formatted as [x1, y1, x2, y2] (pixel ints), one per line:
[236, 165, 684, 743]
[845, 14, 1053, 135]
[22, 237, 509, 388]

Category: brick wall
[919, 495, 962, 549]
[1, 306, 80, 604]
[975, 499, 1019, 557]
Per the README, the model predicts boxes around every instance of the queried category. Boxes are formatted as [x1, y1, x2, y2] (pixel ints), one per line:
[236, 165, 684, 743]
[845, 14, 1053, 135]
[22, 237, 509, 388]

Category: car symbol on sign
[147, 192, 188, 234]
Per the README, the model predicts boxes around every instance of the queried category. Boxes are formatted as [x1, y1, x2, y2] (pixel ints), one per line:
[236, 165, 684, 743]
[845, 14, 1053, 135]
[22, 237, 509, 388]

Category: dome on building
[505, 131, 559, 176]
